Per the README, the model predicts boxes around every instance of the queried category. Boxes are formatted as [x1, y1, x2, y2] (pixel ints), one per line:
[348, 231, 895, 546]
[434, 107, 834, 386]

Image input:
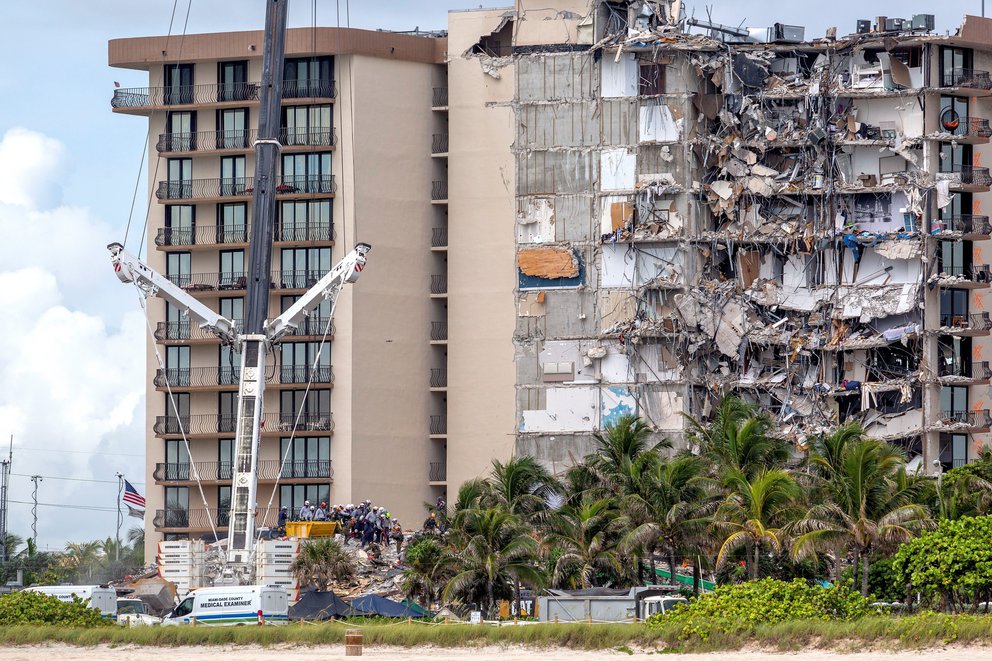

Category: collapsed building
[480, 1, 992, 472]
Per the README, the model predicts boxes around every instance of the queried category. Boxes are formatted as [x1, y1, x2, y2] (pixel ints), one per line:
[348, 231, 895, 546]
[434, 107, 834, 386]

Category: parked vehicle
[116, 598, 161, 626]
[161, 585, 288, 626]
[24, 585, 117, 619]
[641, 595, 688, 618]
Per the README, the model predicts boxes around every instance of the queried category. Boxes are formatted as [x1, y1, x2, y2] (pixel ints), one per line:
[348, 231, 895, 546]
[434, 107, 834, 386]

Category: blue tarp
[289, 591, 358, 620]
[348, 594, 427, 618]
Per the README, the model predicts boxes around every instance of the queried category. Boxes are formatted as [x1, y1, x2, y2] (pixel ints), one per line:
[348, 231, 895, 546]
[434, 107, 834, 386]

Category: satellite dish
[941, 107, 961, 132]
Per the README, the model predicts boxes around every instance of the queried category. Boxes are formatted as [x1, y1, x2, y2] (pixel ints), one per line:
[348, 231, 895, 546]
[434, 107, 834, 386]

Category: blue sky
[0, 0, 981, 551]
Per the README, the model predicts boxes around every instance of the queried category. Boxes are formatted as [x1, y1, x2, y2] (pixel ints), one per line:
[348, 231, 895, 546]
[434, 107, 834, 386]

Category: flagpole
[116, 473, 123, 562]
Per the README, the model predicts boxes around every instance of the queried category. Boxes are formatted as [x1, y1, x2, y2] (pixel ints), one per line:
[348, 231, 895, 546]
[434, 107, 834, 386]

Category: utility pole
[29, 475, 41, 546]
[0, 438, 10, 564]
[115, 473, 123, 562]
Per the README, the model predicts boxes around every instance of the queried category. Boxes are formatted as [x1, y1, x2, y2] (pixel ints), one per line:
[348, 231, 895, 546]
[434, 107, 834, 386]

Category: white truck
[161, 585, 288, 626]
[24, 585, 117, 620]
[116, 598, 162, 626]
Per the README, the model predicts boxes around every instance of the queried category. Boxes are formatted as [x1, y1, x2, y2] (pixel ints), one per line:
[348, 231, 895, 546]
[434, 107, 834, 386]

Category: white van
[641, 595, 688, 618]
[24, 585, 117, 619]
[161, 585, 288, 626]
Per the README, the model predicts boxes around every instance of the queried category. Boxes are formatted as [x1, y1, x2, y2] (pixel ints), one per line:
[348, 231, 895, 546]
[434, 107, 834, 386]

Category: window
[279, 389, 330, 430]
[280, 342, 330, 383]
[165, 205, 194, 246]
[219, 392, 237, 433]
[218, 439, 234, 480]
[166, 252, 191, 288]
[282, 104, 332, 146]
[220, 156, 246, 196]
[164, 440, 190, 480]
[281, 152, 332, 194]
[165, 111, 195, 151]
[941, 47, 974, 86]
[938, 337, 973, 378]
[940, 143, 972, 173]
[280, 248, 330, 288]
[639, 62, 666, 95]
[279, 200, 332, 241]
[281, 295, 330, 336]
[280, 484, 330, 515]
[219, 345, 241, 385]
[166, 159, 192, 199]
[217, 485, 232, 527]
[940, 288, 970, 327]
[940, 433, 969, 470]
[173, 597, 194, 617]
[164, 486, 189, 527]
[283, 57, 334, 98]
[164, 63, 194, 105]
[219, 250, 245, 290]
[165, 345, 190, 387]
[164, 393, 189, 434]
[217, 60, 248, 102]
[166, 303, 190, 340]
[940, 95, 970, 136]
[940, 241, 970, 277]
[217, 203, 247, 244]
[280, 437, 330, 478]
[217, 108, 249, 149]
[941, 385, 969, 418]
[219, 297, 244, 327]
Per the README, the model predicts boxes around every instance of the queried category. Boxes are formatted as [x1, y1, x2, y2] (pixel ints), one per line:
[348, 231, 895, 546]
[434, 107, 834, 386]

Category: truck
[160, 585, 288, 626]
[116, 597, 162, 626]
[24, 585, 117, 619]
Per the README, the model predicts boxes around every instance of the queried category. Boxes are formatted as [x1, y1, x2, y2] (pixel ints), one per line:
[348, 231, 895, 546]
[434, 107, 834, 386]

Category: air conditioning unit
[774, 23, 805, 42]
[912, 14, 935, 31]
[885, 18, 906, 32]
[856, 19, 871, 34]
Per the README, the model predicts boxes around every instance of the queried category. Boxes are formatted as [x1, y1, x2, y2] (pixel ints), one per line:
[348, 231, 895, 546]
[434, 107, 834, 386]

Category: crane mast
[109, 0, 372, 585]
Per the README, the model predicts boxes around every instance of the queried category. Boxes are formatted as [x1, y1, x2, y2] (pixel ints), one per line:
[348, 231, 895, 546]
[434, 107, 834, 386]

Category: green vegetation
[0, 591, 111, 627]
[0, 527, 145, 587]
[291, 538, 356, 592]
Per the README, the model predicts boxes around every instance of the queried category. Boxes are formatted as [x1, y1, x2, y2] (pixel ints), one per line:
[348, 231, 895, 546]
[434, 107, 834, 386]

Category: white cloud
[0, 129, 145, 549]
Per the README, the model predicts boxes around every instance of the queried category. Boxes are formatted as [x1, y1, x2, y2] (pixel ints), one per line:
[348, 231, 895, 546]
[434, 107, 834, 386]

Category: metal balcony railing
[933, 215, 992, 237]
[432, 87, 448, 108]
[941, 165, 992, 187]
[430, 414, 447, 435]
[941, 68, 992, 89]
[279, 366, 334, 384]
[282, 79, 337, 100]
[262, 412, 334, 433]
[279, 459, 333, 479]
[430, 368, 447, 388]
[432, 133, 449, 154]
[155, 224, 249, 247]
[154, 366, 242, 388]
[156, 130, 257, 153]
[156, 178, 252, 200]
[154, 459, 333, 483]
[939, 360, 992, 380]
[945, 117, 992, 139]
[939, 409, 992, 428]
[432, 180, 448, 201]
[430, 274, 448, 295]
[274, 270, 324, 290]
[431, 321, 448, 341]
[275, 221, 334, 242]
[279, 127, 337, 148]
[154, 412, 333, 436]
[277, 174, 337, 195]
[112, 82, 261, 108]
[429, 461, 447, 482]
[287, 317, 334, 338]
[166, 271, 248, 292]
[940, 312, 992, 330]
[940, 264, 992, 283]
[154, 319, 244, 342]
[153, 507, 279, 530]
[431, 226, 448, 248]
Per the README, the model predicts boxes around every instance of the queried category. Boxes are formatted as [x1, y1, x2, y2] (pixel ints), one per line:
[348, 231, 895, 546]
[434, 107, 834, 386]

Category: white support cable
[135, 287, 221, 548]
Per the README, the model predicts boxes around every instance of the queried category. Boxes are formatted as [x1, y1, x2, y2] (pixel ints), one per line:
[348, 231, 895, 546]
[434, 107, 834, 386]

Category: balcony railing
[277, 175, 337, 195]
[431, 274, 448, 295]
[112, 82, 261, 108]
[155, 224, 249, 247]
[155, 128, 336, 153]
[430, 368, 447, 388]
[940, 264, 992, 283]
[429, 461, 447, 482]
[941, 165, 992, 187]
[279, 366, 334, 384]
[154, 320, 244, 342]
[153, 507, 278, 530]
[933, 215, 992, 237]
[431, 321, 448, 341]
[154, 412, 333, 435]
[287, 317, 334, 338]
[938, 360, 992, 380]
[154, 458, 332, 483]
[166, 271, 248, 292]
[432, 87, 448, 108]
[275, 221, 334, 242]
[941, 68, 992, 89]
[280, 127, 337, 148]
[432, 133, 449, 154]
[940, 312, 992, 331]
[430, 414, 447, 435]
[944, 117, 992, 139]
[938, 409, 992, 428]
[432, 226, 448, 248]
[156, 175, 336, 201]
[274, 270, 324, 290]
[282, 79, 337, 100]
[432, 180, 448, 201]
[154, 366, 241, 388]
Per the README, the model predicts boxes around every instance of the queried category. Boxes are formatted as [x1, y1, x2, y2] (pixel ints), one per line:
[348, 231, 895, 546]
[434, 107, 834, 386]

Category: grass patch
[0, 614, 991, 653]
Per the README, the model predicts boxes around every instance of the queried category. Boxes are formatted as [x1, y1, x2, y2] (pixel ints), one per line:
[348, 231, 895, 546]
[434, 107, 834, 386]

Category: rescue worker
[423, 511, 438, 534]
[298, 500, 311, 521]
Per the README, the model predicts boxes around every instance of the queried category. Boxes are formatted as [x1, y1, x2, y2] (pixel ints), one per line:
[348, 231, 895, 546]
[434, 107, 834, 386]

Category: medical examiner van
[24, 585, 117, 619]
[161, 585, 288, 626]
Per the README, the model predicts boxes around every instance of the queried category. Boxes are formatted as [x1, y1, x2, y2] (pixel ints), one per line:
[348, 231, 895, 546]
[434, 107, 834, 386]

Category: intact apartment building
[111, 2, 992, 559]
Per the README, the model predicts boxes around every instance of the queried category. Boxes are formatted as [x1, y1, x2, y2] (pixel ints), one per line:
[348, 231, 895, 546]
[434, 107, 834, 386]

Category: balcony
[938, 360, 992, 385]
[430, 368, 448, 390]
[274, 221, 334, 244]
[432, 134, 449, 155]
[277, 175, 337, 195]
[155, 224, 248, 248]
[939, 312, 992, 336]
[939, 117, 992, 143]
[154, 320, 243, 344]
[166, 272, 247, 294]
[935, 409, 992, 432]
[430, 321, 448, 342]
[432, 87, 448, 109]
[430, 274, 448, 296]
[153, 459, 332, 483]
[286, 317, 335, 338]
[937, 264, 992, 289]
[155, 128, 337, 155]
[429, 461, 447, 483]
[112, 82, 261, 110]
[280, 127, 337, 148]
[153, 412, 333, 437]
[941, 68, 992, 92]
[430, 414, 447, 436]
[153, 507, 279, 531]
[156, 175, 336, 202]
[432, 226, 448, 249]
[282, 79, 337, 100]
[154, 367, 242, 389]
[931, 215, 992, 240]
[279, 366, 334, 385]
[940, 166, 992, 192]
[432, 180, 448, 202]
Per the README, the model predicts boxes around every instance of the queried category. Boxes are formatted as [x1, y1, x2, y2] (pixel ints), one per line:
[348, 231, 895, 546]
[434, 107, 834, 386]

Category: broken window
[873, 388, 921, 415]
[471, 16, 513, 57]
[938, 337, 973, 378]
[639, 62, 666, 96]
[866, 345, 919, 381]
[600, 2, 629, 38]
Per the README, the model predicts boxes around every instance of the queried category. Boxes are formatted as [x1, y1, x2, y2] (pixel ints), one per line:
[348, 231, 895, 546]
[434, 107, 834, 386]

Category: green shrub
[0, 591, 111, 627]
[647, 578, 874, 641]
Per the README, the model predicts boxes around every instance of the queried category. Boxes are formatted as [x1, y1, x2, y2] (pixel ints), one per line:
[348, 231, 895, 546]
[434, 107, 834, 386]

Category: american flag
[122, 480, 145, 509]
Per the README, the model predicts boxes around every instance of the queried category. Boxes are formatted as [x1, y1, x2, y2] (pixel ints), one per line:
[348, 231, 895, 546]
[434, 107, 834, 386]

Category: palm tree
[442, 508, 544, 616]
[625, 455, 712, 586]
[401, 535, 450, 609]
[585, 414, 670, 495]
[545, 496, 630, 588]
[687, 396, 789, 478]
[2, 533, 23, 562]
[291, 538, 356, 592]
[714, 468, 801, 580]
[61, 541, 103, 581]
[793, 432, 931, 595]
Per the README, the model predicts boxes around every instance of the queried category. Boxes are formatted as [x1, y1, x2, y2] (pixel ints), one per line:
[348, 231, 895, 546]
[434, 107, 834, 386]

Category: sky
[0, 0, 984, 551]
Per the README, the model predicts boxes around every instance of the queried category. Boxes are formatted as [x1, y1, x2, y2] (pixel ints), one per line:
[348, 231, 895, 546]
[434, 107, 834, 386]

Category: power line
[11, 447, 143, 458]
[11, 473, 144, 486]
[10, 500, 119, 513]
